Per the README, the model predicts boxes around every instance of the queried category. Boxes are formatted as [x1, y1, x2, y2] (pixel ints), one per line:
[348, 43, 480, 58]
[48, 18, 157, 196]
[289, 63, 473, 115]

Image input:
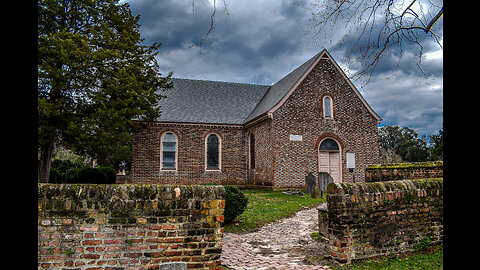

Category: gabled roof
[245, 51, 323, 122]
[156, 78, 269, 124]
[154, 49, 381, 125]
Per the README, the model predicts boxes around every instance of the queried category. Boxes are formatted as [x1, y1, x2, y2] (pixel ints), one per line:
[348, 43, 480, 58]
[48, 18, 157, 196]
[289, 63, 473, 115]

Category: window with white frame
[161, 132, 177, 170]
[323, 96, 333, 118]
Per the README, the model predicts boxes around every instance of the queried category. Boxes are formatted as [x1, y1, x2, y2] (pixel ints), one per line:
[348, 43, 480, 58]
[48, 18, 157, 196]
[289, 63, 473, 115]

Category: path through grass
[224, 188, 325, 233]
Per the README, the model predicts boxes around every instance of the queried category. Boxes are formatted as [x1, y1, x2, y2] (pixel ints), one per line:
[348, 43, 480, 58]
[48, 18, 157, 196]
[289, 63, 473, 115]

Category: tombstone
[158, 262, 187, 270]
[318, 172, 334, 192]
[311, 188, 323, 199]
[305, 172, 317, 195]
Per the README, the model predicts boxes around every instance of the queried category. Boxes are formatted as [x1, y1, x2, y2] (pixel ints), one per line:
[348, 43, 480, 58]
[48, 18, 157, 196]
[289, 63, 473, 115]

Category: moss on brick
[328, 178, 443, 196]
[367, 161, 443, 169]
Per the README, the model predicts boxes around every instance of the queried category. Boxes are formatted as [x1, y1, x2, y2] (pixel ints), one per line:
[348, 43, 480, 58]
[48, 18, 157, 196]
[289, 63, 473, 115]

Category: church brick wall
[271, 57, 380, 187]
[130, 123, 247, 185]
[246, 119, 274, 186]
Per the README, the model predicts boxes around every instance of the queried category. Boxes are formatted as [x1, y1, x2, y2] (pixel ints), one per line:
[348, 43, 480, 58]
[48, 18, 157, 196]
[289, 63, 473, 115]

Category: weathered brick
[38, 184, 224, 270]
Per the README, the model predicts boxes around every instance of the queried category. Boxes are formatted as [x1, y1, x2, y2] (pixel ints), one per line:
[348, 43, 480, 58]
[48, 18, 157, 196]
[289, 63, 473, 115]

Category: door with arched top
[318, 138, 342, 183]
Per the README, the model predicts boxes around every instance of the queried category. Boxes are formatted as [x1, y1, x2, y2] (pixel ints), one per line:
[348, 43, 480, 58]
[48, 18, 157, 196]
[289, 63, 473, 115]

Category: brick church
[128, 49, 382, 188]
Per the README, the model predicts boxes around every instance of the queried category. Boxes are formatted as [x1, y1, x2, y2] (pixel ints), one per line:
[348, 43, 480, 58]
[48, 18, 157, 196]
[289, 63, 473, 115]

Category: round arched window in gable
[319, 138, 339, 151]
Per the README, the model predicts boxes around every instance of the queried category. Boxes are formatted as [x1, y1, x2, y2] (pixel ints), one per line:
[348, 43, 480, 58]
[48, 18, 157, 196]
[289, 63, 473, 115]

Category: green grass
[224, 188, 325, 233]
[332, 246, 443, 270]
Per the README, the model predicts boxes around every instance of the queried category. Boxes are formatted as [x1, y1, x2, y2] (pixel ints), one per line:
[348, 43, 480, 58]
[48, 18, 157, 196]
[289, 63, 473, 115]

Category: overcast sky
[123, 0, 443, 136]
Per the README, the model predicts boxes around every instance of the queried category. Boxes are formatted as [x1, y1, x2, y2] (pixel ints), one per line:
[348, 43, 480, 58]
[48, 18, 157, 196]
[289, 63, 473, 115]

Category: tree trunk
[38, 138, 55, 183]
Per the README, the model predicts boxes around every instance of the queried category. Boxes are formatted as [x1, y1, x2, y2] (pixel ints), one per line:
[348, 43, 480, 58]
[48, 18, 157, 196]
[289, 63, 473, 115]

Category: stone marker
[311, 188, 322, 199]
[305, 172, 316, 195]
[316, 203, 328, 235]
[318, 172, 334, 192]
[158, 262, 187, 270]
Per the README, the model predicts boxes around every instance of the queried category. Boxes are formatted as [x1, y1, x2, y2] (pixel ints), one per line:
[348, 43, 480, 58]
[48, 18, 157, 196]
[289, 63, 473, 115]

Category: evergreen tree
[38, 0, 171, 182]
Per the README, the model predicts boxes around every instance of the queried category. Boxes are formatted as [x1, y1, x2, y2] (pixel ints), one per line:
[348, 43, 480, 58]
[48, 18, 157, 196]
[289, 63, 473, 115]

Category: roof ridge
[170, 77, 269, 87]
[244, 50, 324, 123]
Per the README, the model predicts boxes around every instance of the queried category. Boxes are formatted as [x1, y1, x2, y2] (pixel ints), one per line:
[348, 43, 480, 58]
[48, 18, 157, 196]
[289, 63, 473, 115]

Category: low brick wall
[38, 184, 225, 270]
[365, 161, 443, 182]
[326, 178, 443, 262]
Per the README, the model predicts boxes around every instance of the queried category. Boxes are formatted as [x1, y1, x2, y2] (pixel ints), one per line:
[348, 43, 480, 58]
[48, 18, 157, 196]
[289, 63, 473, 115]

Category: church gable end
[270, 52, 381, 186]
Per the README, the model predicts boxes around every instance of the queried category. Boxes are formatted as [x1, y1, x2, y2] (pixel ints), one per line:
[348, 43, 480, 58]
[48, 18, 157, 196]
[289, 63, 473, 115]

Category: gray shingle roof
[155, 51, 323, 125]
[156, 78, 269, 124]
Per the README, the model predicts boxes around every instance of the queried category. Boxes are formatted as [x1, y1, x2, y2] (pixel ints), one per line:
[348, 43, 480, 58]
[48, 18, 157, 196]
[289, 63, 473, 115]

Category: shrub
[49, 159, 117, 184]
[75, 167, 117, 184]
[49, 159, 83, 183]
[97, 166, 117, 184]
[224, 186, 248, 224]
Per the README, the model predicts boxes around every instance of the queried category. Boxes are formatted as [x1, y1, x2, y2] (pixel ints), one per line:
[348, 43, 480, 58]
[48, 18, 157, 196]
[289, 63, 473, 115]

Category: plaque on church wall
[289, 135, 302, 141]
[346, 152, 355, 168]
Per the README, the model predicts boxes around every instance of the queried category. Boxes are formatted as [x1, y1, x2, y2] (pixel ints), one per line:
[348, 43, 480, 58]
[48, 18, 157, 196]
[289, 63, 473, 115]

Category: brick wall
[38, 184, 225, 270]
[365, 161, 443, 182]
[246, 119, 274, 186]
[130, 123, 247, 185]
[325, 178, 443, 262]
[272, 57, 380, 187]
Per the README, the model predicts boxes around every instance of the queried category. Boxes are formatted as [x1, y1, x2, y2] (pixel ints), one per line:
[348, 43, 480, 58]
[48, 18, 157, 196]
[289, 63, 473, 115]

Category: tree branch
[425, 7, 443, 34]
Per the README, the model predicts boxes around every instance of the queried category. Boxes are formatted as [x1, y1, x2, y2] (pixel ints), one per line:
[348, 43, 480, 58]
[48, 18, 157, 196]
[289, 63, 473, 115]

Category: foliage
[49, 159, 117, 184]
[49, 159, 83, 184]
[224, 189, 325, 233]
[224, 186, 249, 224]
[428, 128, 443, 161]
[379, 125, 443, 162]
[38, 0, 172, 182]
[336, 246, 443, 270]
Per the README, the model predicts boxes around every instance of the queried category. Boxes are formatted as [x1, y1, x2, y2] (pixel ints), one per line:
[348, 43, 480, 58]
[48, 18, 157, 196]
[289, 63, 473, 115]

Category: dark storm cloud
[125, 0, 442, 135]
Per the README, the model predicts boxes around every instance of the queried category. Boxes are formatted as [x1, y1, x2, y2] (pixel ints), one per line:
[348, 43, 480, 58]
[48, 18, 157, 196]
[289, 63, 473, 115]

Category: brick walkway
[221, 205, 331, 270]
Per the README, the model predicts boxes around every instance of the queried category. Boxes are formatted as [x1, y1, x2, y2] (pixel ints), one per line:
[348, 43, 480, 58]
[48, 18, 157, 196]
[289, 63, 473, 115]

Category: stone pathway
[221, 205, 331, 270]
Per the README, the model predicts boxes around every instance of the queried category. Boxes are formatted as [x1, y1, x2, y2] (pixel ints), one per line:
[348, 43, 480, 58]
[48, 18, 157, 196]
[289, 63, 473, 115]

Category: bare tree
[191, 0, 229, 48]
[305, 0, 443, 85]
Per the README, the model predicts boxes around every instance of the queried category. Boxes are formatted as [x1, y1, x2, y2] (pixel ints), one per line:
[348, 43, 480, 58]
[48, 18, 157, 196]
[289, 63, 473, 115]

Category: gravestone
[318, 172, 334, 192]
[158, 262, 187, 270]
[305, 172, 317, 195]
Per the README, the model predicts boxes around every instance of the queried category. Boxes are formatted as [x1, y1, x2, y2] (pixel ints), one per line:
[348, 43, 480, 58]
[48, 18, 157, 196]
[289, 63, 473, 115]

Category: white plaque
[346, 153, 355, 168]
[289, 135, 302, 141]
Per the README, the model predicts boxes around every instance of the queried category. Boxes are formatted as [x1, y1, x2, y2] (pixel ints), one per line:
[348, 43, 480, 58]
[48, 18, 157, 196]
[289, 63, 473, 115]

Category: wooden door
[318, 152, 329, 173]
[318, 151, 341, 183]
[328, 152, 340, 183]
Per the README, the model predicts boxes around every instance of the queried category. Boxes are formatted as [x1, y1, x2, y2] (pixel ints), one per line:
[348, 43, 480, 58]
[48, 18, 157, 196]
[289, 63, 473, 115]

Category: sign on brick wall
[289, 135, 302, 141]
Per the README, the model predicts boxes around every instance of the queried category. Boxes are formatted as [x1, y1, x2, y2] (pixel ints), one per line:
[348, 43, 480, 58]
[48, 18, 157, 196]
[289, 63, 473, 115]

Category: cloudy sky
[122, 0, 443, 136]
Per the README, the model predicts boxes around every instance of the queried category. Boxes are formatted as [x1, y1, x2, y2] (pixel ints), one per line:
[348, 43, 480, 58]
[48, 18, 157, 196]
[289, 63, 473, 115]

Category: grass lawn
[224, 188, 325, 233]
[329, 246, 443, 270]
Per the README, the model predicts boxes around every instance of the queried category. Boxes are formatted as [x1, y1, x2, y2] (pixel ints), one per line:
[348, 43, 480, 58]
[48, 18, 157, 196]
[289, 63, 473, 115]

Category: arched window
[161, 132, 177, 170]
[323, 96, 333, 118]
[206, 134, 220, 170]
[249, 133, 255, 169]
[319, 138, 339, 151]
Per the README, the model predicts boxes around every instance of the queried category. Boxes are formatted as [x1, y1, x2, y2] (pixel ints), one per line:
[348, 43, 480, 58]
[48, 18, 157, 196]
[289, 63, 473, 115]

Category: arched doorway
[318, 138, 342, 183]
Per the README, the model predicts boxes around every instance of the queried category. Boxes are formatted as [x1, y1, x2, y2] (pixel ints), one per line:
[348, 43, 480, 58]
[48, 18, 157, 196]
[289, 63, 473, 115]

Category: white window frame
[323, 95, 334, 118]
[160, 132, 178, 171]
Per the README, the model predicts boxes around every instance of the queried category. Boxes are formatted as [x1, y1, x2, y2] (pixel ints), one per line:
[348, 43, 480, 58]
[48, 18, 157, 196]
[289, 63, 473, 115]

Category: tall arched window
[323, 96, 333, 118]
[249, 133, 255, 169]
[161, 132, 177, 170]
[206, 134, 220, 170]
